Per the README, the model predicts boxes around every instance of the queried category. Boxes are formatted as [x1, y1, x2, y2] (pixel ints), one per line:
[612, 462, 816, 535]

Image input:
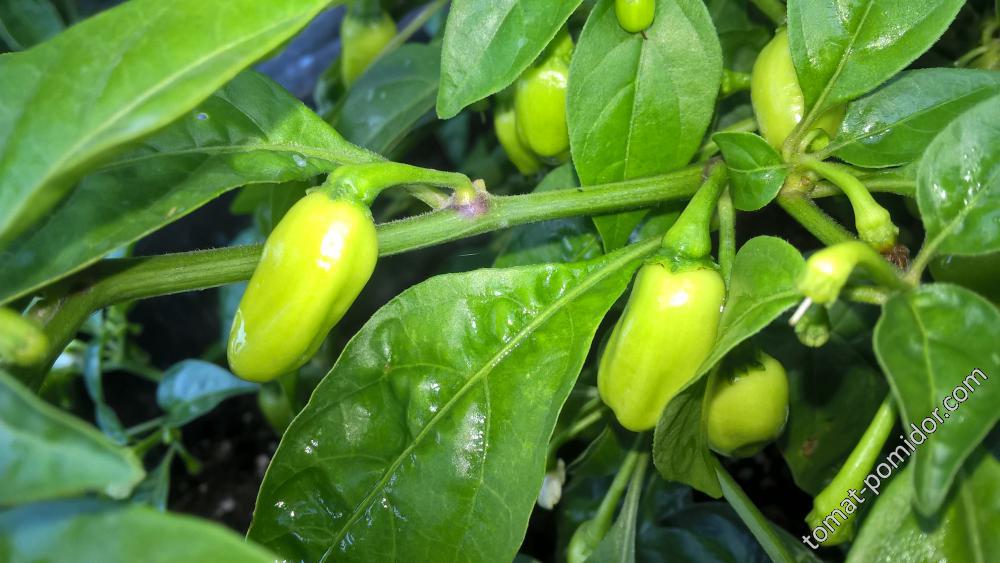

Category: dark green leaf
[156, 360, 257, 427]
[829, 69, 1000, 168]
[0, 0, 336, 245]
[0, 0, 63, 50]
[846, 450, 1000, 562]
[916, 93, 1000, 256]
[713, 131, 787, 211]
[494, 164, 602, 267]
[787, 0, 964, 113]
[0, 369, 144, 505]
[707, 0, 770, 72]
[336, 43, 441, 154]
[436, 0, 583, 119]
[248, 241, 654, 561]
[83, 338, 126, 444]
[568, 0, 722, 250]
[874, 284, 1000, 515]
[652, 378, 720, 497]
[132, 448, 175, 511]
[0, 71, 376, 306]
[0, 499, 275, 561]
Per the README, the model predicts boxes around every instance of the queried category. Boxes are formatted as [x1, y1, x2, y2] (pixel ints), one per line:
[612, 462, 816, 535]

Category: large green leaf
[916, 93, 1000, 257]
[436, 0, 583, 119]
[0, 0, 63, 50]
[0, 71, 376, 306]
[156, 360, 257, 428]
[846, 449, 1000, 562]
[0, 499, 276, 561]
[0, 369, 144, 505]
[568, 0, 721, 251]
[335, 43, 441, 155]
[828, 69, 1000, 168]
[786, 0, 964, 113]
[0, 0, 335, 245]
[713, 131, 787, 212]
[874, 284, 1000, 516]
[494, 163, 602, 267]
[248, 241, 654, 561]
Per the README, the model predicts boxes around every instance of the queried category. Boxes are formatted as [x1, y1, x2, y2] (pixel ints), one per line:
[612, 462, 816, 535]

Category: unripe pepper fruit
[706, 352, 789, 457]
[751, 29, 844, 150]
[514, 30, 573, 159]
[228, 191, 378, 382]
[615, 0, 655, 33]
[340, 3, 396, 87]
[598, 262, 726, 431]
[494, 103, 542, 175]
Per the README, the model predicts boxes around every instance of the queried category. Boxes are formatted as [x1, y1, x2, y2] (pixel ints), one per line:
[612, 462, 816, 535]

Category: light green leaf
[0, 0, 63, 50]
[568, 0, 721, 251]
[248, 241, 654, 561]
[0, 71, 376, 306]
[0, 0, 336, 245]
[0, 499, 276, 562]
[916, 93, 1000, 257]
[829, 69, 1000, 168]
[336, 43, 441, 154]
[0, 369, 144, 506]
[436, 0, 583, 119]
[157, 360, 257, 428]
[713, 131, 787, 211]
[874, 284, 1000, 515]
[787, 0, 964, 113]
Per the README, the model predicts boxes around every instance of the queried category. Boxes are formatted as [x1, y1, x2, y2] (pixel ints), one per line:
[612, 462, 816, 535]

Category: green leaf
[0, 499, 276, 561]
[585, 458, 647, 563]
[436, 0, 583, 119]
[787, 0, 964, 113]
[713, 132, 788, 211]
[156, 360, 257, 428]
[652, 377, 721, 497]
[0, 0, 336, 245]
[829, 69, 1000, 168]
[0, 369, 144, 506]
[132, 448, 176, 511]
[248, 241, 655, 561]
[568, 0, 722, 251]
[916, 93, 1000, 257]
[494, 164, 602, 267]
[0, 0, 63, 50]
[335, 43, 441, 154]
[874, 284, 1000, 515]
[0, 71, 376, 306]
[846, 450, 1000, 562]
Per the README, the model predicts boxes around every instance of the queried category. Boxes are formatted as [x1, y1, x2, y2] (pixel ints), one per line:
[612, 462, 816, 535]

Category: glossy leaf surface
[568, 0, 721, 250]
[713, 131, 787, 211]
[156, 360, 257, 427]
[0, 370, 143, 505]
[874, 284, 1000, 515]
[248, 242, 652, 561]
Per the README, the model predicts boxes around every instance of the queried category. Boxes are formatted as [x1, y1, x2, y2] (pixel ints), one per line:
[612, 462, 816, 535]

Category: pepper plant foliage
[0, 0, 998, 561]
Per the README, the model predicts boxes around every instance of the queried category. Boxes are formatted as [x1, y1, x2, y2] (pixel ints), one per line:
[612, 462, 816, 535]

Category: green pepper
[340, 3, 396, 87]
[515, 30, 573, 159]
[0, 307, 48, 367]
[494, 103, 541, 175]
[751, 29, 844, 150]
[228, 191, 378, 382]
[615, 0, 655, 33]
[706, 352, 789, 457]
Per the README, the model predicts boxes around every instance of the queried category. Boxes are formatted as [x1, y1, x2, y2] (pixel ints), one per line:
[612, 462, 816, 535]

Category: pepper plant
[0, 0, 998, 561]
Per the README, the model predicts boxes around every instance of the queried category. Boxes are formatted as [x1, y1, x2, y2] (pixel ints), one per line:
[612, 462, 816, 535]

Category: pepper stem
[799, 158, 899, 251]
[590, 443, 644, 538]
[660, 164, 728, 260]
[798, 241, 910, 304]
[806, 396, 896, 545]
[322, 162, 478, 207]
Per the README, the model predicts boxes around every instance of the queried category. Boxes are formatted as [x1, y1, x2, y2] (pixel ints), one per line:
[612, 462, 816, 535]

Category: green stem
[810, 171, 916, 199]
[800, 158, 898, 251]
[721, 70, 752, 97]
[798, 241, 910, 305]
[18, 166, 705, 390]
[717, 187, 736, 286]
[776, 192, 854, 246]
[548, 406, 605, 462]
[126, 416, 165, 438]
[749, 0, 786, 25]
[325, 162, 477, 206]
[716, 460, 795, 563]
[841, 285, 891, 306]
[806, 396, 896, 544]
[376, 0, 447, 60]
[661, 164, 728, 259]
[591, 441, 643, 535]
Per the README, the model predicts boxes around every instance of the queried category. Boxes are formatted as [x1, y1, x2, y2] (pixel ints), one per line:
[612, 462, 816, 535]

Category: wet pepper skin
[228, 192, 378, 382]
[598, 263, 725, 431]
